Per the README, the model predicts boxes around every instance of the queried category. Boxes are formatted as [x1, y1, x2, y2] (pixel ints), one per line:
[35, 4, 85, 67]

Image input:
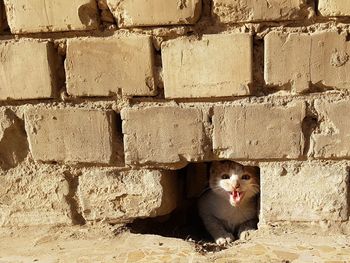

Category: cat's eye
[241, 174, 251, 180]
[221, 174, 230, 179]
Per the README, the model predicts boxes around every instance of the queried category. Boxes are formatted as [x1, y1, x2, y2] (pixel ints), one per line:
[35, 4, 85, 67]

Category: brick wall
[0, 0, 349, 229]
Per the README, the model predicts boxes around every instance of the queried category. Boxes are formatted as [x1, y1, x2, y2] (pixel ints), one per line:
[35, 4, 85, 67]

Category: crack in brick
[302, 102, 318, 157]
[63, 171, 86, 225]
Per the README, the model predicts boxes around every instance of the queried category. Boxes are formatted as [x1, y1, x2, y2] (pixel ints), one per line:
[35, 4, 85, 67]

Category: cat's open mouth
[230, 190, 245, 205]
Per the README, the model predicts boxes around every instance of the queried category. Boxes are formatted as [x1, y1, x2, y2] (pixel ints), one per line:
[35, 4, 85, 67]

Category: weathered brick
[107, 0, 201, 27]
[319, 0, 350, 16]
[25, 109, 123, 165]
[213, 0, 312, 23]
[260, 162, 349, 223]
[265, 32, 311, 93]
[265, 32, 350, 92]
[0, 109, 28, 170]
[121, 106, 207, 168]
[311, 32, 350, 89]
[312, 100, 350, 158]
[213, 102, 305, 159]
[4, 0, 98, 33]
[0, 170, 72, 227]
[162, 34, 252, 98]
[66, 36, 156, 97]
[0, 41, 59, 101]
[78, 169, 178, 223]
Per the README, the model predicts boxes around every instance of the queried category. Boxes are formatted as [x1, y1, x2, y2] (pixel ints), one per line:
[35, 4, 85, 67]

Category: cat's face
[209, 161, 260, 207]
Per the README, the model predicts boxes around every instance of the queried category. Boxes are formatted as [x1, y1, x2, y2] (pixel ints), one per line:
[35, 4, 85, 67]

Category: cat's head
[209, 161, 260, 207]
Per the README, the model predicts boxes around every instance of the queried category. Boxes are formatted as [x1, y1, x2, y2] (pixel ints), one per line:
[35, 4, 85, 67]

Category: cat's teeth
[232, 190, 244, 203]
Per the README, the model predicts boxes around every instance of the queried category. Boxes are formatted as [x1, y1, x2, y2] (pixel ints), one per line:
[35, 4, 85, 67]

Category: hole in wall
[126, 161, 261, 253]
[0, 109, 29, 170]
[313, 0, 319, 16]
[111, 113, 124, 166]
[302, 115, 318, 157]
[78, 3, 98, 27]
[0, 1, 10, 33]
[252, 37, 265, 95]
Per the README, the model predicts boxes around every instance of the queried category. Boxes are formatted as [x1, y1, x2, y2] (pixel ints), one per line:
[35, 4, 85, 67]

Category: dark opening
[126, 161, 260, 253]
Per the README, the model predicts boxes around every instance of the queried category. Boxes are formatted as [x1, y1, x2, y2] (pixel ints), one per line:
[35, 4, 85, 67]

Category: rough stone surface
[319, 0, 350, 16]
[0, 109, 28, 170]
[260, 162, 349, 222]
[107, 0, 202, 27]
[25, 108, 122, 165]
[66, 36, 156, 97]
[213, 101, 305, 159]
[121, 106, 207, 168]
[312, 100, 350, 158]
[213, 0, 312, 23]
[0, 168, 72, 227]
[2, 0, 350, 234]
[78, 169, 178, 223]
[265, 32, 311, 93]
[0, 41, 59, 101]
[3, 226, 350, 262]
[311, 32, 350, 89]
[162, 34, 252, 98]
[4, 0, 98, 33]
[265, 32, 350, 92]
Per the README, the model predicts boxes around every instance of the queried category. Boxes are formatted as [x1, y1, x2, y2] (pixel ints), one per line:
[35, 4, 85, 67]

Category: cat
[198, 161, 260, 245]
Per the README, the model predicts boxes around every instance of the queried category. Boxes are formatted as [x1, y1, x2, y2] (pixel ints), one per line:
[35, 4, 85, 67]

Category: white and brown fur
[198, 161, 260, 245]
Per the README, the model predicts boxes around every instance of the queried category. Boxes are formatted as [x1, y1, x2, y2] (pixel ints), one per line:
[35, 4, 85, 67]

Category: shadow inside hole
[78, 3, 98, 27]
[128, 163, 210, 237]
[127, 161, 260, 253]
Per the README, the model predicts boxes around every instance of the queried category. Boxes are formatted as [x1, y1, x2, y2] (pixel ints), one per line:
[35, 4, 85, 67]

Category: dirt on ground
[1, 223, 350, 263]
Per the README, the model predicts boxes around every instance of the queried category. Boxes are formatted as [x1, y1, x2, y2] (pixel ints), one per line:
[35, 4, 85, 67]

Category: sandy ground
[1, 223, 350, 263]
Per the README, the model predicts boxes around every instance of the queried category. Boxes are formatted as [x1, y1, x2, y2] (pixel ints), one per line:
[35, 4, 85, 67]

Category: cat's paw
[238, 229, 254, 240]
[237, 219, 257, 240]
[215, 234, 234, 246]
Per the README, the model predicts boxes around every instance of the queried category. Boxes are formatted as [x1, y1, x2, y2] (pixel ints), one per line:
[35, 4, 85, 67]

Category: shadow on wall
[78, 3, 99, 27]
[0, 110, 29, 170]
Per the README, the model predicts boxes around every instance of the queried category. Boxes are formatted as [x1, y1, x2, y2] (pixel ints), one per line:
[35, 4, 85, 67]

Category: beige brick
[0, 170, 72, 227]
[121, 106, 207, 168]
[213, 0, 312, 23]
[265, 32, 311, 93]
[0, 41, 59, 101]
[107, 0, 201, 27]
[25, 109, 122, 165]
[0, 109, 28, 170]
[311, 32, 350, 89]
[162, 34, 252, 98]
[319, 0, 350, 16]
[66, 36, 156, 97]
[265, 32, 350, 92]
[78, 169, 178, 223]
[260, 162, 349, 223]
[213, 102, 305, 159]
[4, 0, 98, 33]
[312, 100, 350, 158]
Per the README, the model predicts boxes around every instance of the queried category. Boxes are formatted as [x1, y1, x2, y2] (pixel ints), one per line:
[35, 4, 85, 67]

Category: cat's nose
[233, 182, 240, 189]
